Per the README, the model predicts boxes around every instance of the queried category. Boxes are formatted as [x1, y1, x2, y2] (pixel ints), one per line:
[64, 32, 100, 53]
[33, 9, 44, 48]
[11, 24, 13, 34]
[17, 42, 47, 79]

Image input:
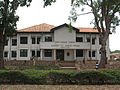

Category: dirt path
[0, 85, 120, 90]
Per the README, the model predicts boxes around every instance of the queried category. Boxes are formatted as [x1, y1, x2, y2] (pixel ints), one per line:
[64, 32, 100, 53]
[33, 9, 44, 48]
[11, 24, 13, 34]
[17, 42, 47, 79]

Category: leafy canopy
[70, 0, 120, 32]
[0, 0, 32, 36]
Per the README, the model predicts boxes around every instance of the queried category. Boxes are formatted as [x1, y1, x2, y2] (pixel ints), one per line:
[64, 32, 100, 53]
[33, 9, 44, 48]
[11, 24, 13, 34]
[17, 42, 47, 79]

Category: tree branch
[77, 12, 93, 16]
[90, 0, 102, 34]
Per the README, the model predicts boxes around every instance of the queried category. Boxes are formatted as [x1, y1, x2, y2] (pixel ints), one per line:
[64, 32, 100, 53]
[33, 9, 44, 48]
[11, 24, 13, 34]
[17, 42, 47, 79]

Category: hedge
[0, 70, 119, 85]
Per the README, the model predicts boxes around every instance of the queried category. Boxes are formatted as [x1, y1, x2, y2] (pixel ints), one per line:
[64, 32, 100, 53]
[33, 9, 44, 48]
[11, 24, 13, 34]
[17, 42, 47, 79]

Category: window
[92, 51, 96, 57]
[37, 50, 40, 57]
[67, 52, 70, 56]
[5, 39, 8, 46]
[89, 50, 96, 57]
[4, 51, 8, 57]
[76, 37, 83, 42]
[37, 37, 41, 44]
[12, 39, 17, 46]
[45, 36, 52, 42]
[20, 49, 28, 57]
[31, 37, 36, 44]
[76, 49, 83, 57]
[44, 49, 52, 57]
[86, 37, 90, 42]
[99, 38, 102, 45]
[92, 38, 96, 45]
[89, 51, 91, 57]
[20, 37, 28, 44]
[11, 51, 17, 57]
[31, 50, 35, 57]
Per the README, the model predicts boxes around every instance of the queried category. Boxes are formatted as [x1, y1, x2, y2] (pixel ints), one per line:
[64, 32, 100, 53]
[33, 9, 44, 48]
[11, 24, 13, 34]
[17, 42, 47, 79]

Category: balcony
[39, 41, 90, 49]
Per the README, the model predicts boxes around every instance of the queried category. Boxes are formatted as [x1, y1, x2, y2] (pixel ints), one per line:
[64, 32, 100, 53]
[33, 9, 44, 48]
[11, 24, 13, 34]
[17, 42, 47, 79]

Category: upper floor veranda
[4, 23, 109, 50]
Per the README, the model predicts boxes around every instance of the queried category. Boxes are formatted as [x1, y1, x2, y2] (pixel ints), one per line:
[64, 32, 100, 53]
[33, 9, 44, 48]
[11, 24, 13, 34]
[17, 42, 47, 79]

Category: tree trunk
[0, 35, 5, 69]
[99, 39, 107, 68]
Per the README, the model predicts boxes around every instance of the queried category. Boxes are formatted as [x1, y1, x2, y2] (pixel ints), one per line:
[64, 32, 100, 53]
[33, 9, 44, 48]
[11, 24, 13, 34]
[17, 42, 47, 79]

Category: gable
[50, 23, 79, 32]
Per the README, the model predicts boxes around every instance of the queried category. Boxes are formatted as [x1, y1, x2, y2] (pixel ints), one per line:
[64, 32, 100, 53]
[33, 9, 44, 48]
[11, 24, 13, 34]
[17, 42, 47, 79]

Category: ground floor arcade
[4, 49, 100, 61]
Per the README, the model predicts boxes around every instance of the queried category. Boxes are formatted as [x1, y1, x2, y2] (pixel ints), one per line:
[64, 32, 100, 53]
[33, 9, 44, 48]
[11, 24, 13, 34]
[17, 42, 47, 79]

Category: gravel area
[0, 85, 120, 90]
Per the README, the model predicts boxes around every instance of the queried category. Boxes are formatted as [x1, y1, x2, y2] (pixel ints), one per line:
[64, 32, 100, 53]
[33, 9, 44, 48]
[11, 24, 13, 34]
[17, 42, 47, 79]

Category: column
[40, 49, 43, 60]
[53, 49, 56, 60]
[74, 49, 76, 60]
[84, 50, 87, 60]
[90, 33, 92, 60]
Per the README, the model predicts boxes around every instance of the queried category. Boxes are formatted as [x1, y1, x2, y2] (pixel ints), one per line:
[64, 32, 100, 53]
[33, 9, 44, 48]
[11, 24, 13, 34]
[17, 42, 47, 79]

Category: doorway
[56, 49, 64, 61]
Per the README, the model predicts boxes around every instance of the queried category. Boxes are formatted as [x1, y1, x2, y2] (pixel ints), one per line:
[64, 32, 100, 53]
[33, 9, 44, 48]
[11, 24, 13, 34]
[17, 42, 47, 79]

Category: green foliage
[70, 0, 120, 31]
[46, 71, 72, 85]
[0, 71, 27, 84]
[22, 70, 49, 84]
[5, 65, 60, 70]
[0, 70, 120, 85]
[0, 0, 32, 37]
[71, 71, 114, 85]
[111, 50, 120, 53]
[43, 0, 56, 7]
[102, 70, 120, 84]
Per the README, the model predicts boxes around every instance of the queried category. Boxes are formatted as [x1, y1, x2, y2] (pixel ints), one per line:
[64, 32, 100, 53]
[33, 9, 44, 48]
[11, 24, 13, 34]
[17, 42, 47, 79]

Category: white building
[4, 23, 110, 61]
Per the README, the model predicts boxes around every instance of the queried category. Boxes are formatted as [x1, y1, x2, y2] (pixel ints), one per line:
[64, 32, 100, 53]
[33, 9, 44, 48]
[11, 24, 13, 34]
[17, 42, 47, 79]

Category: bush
[0, 70, 120, 85]
[0, 71, 27, 84]
[46, 71, 72, 85]
[102, 70, 120, 84]
[71, 71, 115, 85]
[22, 70, 49, 84]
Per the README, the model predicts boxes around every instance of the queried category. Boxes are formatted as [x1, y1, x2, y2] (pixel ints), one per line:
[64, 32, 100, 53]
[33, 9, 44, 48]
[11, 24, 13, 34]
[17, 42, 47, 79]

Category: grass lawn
[5, 65, 60, 70]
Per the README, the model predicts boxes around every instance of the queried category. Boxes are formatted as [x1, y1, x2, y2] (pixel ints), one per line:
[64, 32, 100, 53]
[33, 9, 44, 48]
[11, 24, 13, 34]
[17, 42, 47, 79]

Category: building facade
[4, 23, 110, 61]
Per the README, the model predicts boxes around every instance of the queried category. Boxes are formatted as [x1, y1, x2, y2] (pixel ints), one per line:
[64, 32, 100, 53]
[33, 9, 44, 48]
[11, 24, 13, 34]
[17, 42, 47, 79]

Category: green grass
[5, 65, 60, 70]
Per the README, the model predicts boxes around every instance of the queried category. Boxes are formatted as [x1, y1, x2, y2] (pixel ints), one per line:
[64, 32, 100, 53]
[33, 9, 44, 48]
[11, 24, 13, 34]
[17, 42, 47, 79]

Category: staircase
[57, 61, 77, 71]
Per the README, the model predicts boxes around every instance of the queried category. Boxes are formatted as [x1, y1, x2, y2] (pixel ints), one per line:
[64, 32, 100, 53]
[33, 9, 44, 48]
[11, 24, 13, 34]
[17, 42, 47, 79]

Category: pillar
[40, 49, 43, 60]
[74, 49, 76, 60]
[53, 49, 56, 60]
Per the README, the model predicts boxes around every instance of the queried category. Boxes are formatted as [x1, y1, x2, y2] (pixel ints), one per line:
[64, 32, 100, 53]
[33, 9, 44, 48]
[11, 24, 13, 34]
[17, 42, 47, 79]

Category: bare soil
[0, 85, 120, 90]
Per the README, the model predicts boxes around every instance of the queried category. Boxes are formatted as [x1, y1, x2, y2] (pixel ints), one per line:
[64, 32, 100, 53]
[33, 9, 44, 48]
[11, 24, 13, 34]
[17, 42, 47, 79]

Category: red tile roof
[18, 23, 55, 32]
[17, 23, 99, 33]
[78, 27, 99, 33]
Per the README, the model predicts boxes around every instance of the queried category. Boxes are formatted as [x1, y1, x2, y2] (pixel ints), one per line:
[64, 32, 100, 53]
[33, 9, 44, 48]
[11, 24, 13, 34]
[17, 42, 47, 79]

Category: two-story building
[4, 23, 110, 61]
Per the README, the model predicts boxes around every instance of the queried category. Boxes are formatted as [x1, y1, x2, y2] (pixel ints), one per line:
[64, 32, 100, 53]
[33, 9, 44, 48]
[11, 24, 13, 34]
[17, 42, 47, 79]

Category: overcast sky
[16, 0, 120, 51]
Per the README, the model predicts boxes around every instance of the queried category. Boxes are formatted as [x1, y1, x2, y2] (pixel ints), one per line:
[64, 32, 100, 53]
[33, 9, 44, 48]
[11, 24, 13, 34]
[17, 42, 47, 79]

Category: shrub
[46, 71, 72, 85]
[21, 70, 49, 84]
[102, 70, 120, 84]
[0, 71, 27, 84]
[71, 71, 115, 85]
[0, 70, 119, 85]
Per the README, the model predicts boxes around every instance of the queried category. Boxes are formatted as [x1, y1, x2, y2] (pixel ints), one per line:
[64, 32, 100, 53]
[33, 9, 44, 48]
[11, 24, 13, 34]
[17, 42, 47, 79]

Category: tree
[0, 0, 32, 69]
[44, 0, 120, 68]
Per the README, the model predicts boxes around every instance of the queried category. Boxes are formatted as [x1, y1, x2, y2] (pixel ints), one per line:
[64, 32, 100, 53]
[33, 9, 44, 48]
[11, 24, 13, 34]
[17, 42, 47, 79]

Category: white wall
[64, 50, 74, 61]
[54, 26, 76, 42]
[4, 30, 110, 61]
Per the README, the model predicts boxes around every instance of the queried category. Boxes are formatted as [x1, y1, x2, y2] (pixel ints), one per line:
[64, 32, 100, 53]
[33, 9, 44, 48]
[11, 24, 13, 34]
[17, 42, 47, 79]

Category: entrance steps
[57, 61, 77, 70]
[60, 67, 77, 70]
[58, 61, 75, 67]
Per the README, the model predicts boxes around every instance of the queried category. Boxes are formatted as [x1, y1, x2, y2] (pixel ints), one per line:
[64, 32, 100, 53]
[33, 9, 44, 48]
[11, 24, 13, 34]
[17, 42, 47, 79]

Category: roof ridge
[18, 23, 55, 31]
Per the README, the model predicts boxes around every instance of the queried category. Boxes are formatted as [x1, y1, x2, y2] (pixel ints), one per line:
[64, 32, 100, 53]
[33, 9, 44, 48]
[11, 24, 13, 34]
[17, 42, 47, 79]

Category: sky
[16, 0, 120, 51]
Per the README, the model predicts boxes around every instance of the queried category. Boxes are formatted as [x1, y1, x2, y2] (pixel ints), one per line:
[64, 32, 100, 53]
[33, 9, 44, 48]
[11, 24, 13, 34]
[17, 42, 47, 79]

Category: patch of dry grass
[0, 85, 120, 90]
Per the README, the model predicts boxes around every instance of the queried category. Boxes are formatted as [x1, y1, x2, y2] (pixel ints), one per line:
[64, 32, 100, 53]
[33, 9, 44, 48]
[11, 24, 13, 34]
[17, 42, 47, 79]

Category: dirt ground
[0, 85, 120, 90]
